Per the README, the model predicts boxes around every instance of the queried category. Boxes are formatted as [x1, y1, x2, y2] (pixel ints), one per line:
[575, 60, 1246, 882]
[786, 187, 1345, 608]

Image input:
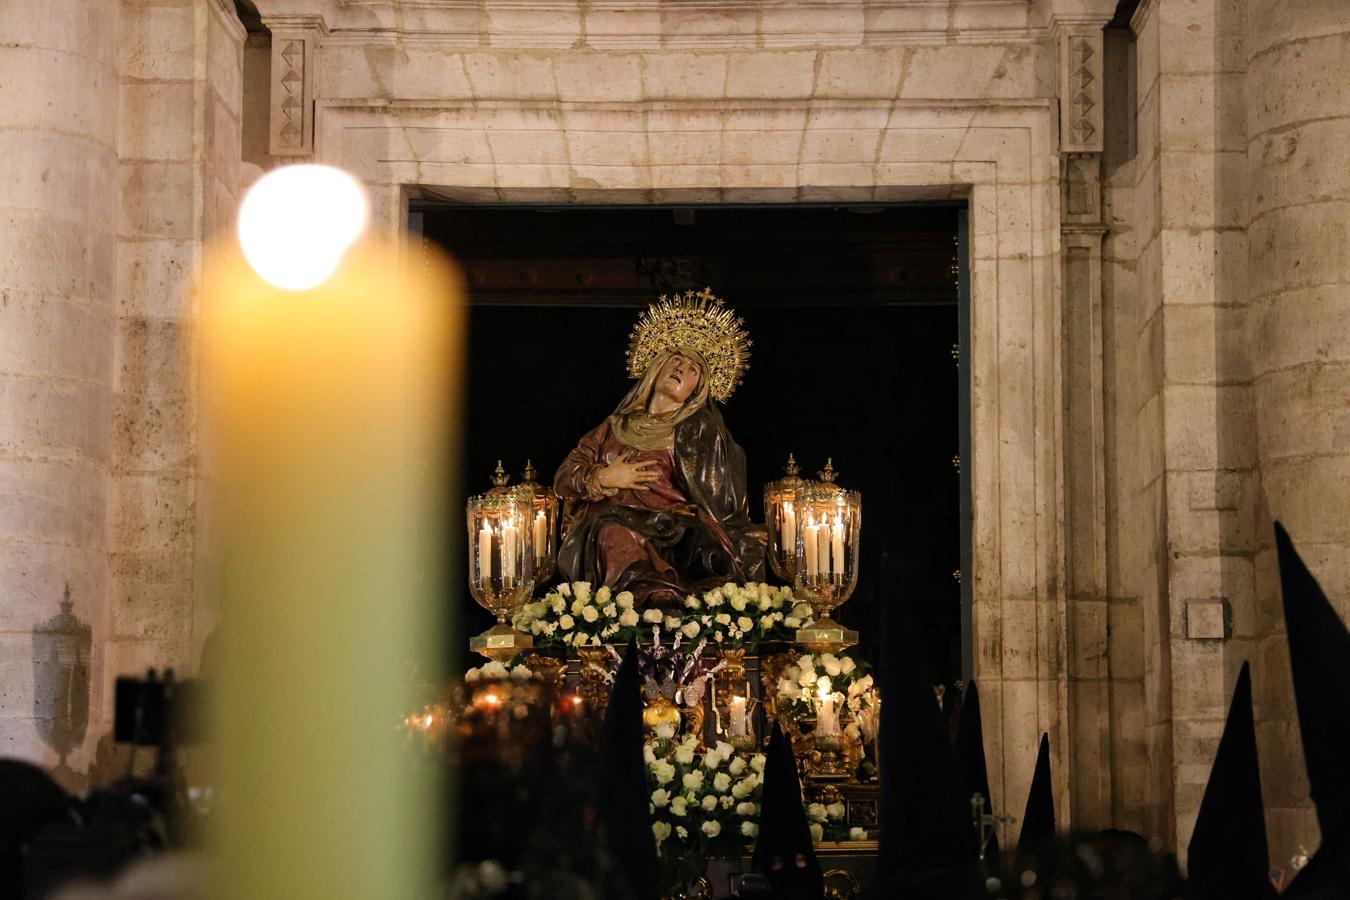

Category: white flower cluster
[646, 728, 766, 855]
[680, 582, 808, 647]
[464, 660, 535, 682]
[775, 652, 858, 703]
[513, 581, 807, 651]
[511, 582, 640, 649]
[806, 800, 850, 844]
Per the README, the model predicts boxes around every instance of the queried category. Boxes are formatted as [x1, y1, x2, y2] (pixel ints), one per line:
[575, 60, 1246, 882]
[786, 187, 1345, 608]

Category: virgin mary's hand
[597, 452, 662, 491]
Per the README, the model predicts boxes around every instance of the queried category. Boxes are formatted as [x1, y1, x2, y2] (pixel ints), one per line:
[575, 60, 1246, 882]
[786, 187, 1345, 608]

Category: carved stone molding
[266, 17, 325, 156]
[1054, 25, 1105, 154]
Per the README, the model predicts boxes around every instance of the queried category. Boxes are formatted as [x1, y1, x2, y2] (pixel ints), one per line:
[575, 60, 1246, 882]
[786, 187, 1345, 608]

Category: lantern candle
[478, 522, 493, 588]
[730, 695, 748, 736]
[830, 514, 845, 580]
[533, 510, 547, 565]
[803, 520, 820, 577]
[815, 520, 830, 579]
[501, 520, 519, 588]
[817, 684, 838, 737]
[782, 501, 796, 557]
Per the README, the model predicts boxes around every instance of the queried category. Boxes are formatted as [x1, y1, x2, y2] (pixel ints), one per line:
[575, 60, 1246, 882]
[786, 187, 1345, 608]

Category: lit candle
[815, 519, 830, 579]
[803, 520, 819, 577]
[830, 514, 845, 580]
[533, 509, 547, 565]
[478, 522, 493, 588]
[817, 685, 838, 736]
[782, 501, 796, 562]
[730, 695, 747, 736]
[501, 520, 518, 588]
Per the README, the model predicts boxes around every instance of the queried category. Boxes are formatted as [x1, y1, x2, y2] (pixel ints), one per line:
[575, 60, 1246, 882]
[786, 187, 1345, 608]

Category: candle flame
[484, 692, 500, 706]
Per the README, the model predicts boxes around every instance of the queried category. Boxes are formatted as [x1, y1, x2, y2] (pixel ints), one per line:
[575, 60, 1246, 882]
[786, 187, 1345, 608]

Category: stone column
[0, 0, 119, 775]
[1247, 0, 1350, 863]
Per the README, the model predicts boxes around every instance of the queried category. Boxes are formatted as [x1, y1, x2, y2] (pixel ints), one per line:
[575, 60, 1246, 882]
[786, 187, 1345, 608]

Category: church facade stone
[0, 0, 1346, 868]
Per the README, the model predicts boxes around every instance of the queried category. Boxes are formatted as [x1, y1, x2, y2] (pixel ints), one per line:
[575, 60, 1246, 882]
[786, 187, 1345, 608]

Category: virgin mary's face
[653, 353, 702, 406]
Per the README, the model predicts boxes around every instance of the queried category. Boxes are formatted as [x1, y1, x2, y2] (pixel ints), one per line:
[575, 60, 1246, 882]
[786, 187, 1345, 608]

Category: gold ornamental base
[796, 616, 859, 654]
[470, 622, 533, 662]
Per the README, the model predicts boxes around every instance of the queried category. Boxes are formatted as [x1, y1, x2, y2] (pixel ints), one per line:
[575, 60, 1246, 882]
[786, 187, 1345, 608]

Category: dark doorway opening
[417, 203, 968, 684]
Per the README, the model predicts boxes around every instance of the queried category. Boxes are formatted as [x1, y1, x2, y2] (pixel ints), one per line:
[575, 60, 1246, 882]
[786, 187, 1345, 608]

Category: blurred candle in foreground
[208, 165, 463, 899]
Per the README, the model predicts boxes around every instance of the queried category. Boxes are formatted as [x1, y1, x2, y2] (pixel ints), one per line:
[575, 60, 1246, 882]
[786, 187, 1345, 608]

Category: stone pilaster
[0, 0, 119, 780]
[264, 14, 324, 157]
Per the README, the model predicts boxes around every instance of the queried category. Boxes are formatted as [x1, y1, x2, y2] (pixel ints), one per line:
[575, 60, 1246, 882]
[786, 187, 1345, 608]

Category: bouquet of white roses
[679, 582, 809, 648]
[463, 660, 535, 682]
[774, 651, 871, 724]
[646, 726, 766, 893]
[511, 581, 646, 649]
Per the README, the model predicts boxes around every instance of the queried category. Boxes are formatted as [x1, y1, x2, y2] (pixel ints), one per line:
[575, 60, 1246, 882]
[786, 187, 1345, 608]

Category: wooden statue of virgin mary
[553, 289, 765, 609]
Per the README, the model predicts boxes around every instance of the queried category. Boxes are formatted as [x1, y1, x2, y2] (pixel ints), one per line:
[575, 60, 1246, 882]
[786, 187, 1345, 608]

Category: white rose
[798, 669, 817, 688]
[684, 595, 701, 609]
[827, 802, 846, 820]
[681, 621, 701, 638]
[464, 667, 481, 682]
[664, 615, 681, 631]
[653, 821, 671, 844]
[510, 664, 532, 681]
[651, 789, 670, 808]
[807, 803, 827, 823]
[840, 656, 856, 675]
[569, 599, 583, 615]
[849, 827, 867, 841]
[670, 796, 688, 817]
[482, 660, 507, 678]
[655, 723, 675, 740]
[750, 755, 766, 773]
[741, 821, 759, 838]
[705, 591, 723, 607]
[729, 593, 747, 611]
[559, 614, 575, 630]
[737, 616, 754, 632]
[682, 771, 704, 791]
[581, 605, 599, 623]
[701, 795, 717, 812]
[551, 596, 567, 614]
[731, 780, 752, 800]
[759, 615, 775, 630]
[643, 608, 663, 624]
[735, 801, 756, 816]
[617, 591, 635, 609]
[652, 761, 676, 784]
[721, 795, 734, 809]
[810, 823, 824, 844]
[602, 603, 617, 617]
[619, 609, 639, 627]
[713, 772, 732, 792]
[701, 820, 721, 838]
[558, 582, 572, 596]
[716, 613, 732, 626]
[530, 620, 544, 635]
[530, 601, 548, 618]
[728, 757, 746, 776]
[644, 744, 656, 763]
[574, 582, 592, 601]
[784, 616, 801, 629]
[596, 585, 611, 603]
[821, 654, 842, 677]
[676, 826, 688, 840]
[675, 746, 695, 765]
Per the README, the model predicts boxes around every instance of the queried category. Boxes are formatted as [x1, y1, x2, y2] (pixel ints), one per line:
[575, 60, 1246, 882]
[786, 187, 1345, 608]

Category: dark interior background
[416, 203, 967, 684]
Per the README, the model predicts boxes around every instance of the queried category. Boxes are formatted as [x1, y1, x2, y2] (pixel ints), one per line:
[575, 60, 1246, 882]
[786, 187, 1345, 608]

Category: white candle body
[478, 524, 493, 588]
[815, 521, 830, 579]
[803, 523, 819, 577]
[730, 696, 747, 736]
[533, 510, 547, 564]
[818, 693, 838, 736]
[830, 518, 845, 579]
[782, 502, 796, 564]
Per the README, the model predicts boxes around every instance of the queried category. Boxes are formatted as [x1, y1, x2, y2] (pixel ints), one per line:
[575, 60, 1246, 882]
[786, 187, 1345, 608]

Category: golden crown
[626, 288, 751, 403]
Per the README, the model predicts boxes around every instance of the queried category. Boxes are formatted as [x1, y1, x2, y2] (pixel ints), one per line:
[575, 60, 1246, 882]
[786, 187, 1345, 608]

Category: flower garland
[513, 581, 809, 652]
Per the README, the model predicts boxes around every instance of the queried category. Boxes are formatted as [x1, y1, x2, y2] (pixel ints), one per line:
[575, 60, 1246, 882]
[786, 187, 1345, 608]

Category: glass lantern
[520, 460, 559, 585]
[763, 453, 806, 583]
[792, 460, 861, 652]
[467, 467, 536, 661]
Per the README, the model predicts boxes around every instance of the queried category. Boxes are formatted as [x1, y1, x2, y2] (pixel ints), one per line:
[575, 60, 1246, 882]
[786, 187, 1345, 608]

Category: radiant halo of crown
[626, 288, 751, 404]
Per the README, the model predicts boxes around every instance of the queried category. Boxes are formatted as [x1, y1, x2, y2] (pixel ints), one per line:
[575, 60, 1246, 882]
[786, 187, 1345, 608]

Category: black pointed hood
[955, 680, 1000, 874]
[869, 607, 983, 899]
[1276, 522, 1350, 898]
[1187, 662, 1277, 900]
[751, 723, 823, 898]
[1017, 734, 1055, 857]
[595, 636, 659, 900]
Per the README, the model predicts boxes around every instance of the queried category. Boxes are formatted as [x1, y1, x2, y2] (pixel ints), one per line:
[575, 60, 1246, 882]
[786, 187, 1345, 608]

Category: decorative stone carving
[1055, 26, 1105, 154]
[266, 18, 323, 156]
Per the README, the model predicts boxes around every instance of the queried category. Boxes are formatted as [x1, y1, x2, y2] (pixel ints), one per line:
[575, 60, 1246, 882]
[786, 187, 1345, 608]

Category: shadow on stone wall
[31, 584, 90, 791]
